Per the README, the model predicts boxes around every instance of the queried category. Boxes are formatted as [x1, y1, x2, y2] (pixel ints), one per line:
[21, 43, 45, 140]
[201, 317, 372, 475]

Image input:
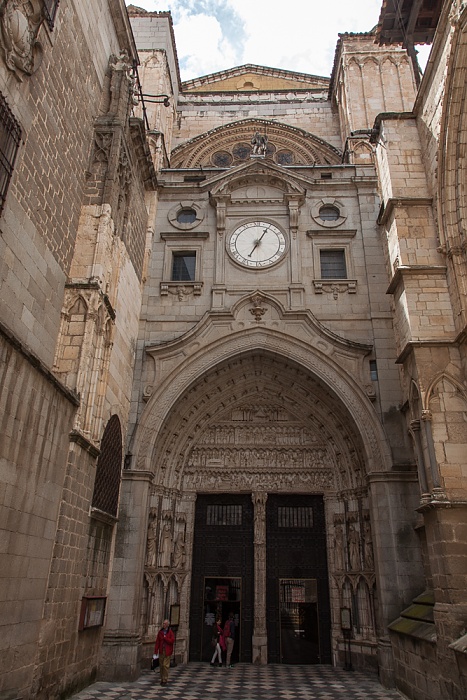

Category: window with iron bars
[0, 93, 21, 215]
[43, 0, 60, 30]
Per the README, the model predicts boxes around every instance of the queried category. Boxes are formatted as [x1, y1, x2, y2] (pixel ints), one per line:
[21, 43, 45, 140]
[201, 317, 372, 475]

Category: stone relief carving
[188, 446, 329, 471]
[183, 467, 334, 491]
[0, 0, 43, 79]
[250, 294, 267, 322]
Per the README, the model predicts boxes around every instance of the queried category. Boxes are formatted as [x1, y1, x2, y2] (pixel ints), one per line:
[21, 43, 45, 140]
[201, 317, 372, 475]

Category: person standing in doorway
[154, 619, 175, 686]
[210, 617, 225, 667]
[224, 612, 236, 667]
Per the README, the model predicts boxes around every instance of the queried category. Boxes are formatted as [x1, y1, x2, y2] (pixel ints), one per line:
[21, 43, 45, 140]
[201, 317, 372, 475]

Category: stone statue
[333, 524, 345, 571]
[159, 518, 172, 568]
[363, 521, 374, 570]
[172, 532, 186, 569]
[145, 518, 157, 567]
[348, 525, 360, 571]
[251, 131, 268, 156]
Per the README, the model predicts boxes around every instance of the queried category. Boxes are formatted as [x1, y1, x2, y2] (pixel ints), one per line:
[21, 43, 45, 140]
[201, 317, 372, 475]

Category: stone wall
[0, 330, 78, 698]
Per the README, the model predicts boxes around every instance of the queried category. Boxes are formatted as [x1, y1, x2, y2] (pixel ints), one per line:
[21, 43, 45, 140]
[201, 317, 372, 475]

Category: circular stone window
[211, 150, 233, 167]
[168, 202, 205, 230]
[176, 208, 197, 224]
[319, 205, 340, 221]
[311, 199, 348, 228]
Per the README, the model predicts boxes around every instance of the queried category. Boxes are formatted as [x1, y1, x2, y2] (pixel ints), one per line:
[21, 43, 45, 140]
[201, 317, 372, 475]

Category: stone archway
[106, 313, 418, 675]
[130, 336, 392, 667]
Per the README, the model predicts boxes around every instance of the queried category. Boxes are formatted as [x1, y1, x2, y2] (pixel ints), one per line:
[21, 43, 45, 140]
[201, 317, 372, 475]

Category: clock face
[228, 221, 286, 268]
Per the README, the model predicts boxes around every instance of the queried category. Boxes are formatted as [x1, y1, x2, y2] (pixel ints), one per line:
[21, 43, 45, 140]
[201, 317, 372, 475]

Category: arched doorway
[134, 341, 386, 666]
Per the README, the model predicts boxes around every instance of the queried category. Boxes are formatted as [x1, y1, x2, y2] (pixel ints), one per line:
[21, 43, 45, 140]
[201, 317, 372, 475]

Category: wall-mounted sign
[78, 596, 107, 631]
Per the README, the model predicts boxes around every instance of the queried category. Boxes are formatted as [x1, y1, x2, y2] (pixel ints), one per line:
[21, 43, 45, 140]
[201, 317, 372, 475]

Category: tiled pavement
[69, 663, 404, 699]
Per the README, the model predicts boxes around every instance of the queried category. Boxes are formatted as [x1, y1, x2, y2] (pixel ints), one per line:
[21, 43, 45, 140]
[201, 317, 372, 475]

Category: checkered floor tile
[69, 663, 403, 699]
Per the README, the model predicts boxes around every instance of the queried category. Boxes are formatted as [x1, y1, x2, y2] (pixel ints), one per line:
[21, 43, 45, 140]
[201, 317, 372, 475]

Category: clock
[228, 221, 286, 268]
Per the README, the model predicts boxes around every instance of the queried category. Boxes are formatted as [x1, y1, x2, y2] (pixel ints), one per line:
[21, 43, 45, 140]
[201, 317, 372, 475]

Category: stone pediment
[205, 158, 306, 205]
[170, 118, 342, 168]
[181, 64, 330, 94]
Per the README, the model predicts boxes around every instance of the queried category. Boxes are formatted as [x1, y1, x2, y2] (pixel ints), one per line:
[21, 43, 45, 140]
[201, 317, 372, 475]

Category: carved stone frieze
[183, 466, 335, 491]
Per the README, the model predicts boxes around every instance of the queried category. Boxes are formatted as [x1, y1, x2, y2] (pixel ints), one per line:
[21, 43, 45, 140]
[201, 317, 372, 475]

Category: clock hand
[248, 228, 269, 257]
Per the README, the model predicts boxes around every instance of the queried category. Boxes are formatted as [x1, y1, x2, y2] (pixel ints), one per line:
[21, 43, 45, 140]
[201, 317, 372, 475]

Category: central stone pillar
[251, 491, 268, 664]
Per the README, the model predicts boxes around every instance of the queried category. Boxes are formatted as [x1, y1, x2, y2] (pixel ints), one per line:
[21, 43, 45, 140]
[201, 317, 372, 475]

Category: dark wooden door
[266, 494, 331, 664]
[189, 494, 254, 662]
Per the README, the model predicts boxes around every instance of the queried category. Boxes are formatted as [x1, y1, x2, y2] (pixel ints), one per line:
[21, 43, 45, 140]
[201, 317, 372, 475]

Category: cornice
[386, 264, 446, 295]
[377, 195, 432, 225]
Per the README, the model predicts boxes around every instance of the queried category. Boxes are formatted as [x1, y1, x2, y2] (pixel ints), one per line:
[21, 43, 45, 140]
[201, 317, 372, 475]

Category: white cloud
[127, 1, 431, 80]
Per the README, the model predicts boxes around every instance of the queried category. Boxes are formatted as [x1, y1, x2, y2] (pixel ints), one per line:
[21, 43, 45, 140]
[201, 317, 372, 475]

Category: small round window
[319, 205, 340, 221]
[177, 208, 197, 224]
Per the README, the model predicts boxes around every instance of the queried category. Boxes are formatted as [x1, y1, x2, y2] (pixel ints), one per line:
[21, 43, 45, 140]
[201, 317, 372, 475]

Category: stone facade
[0, 2, 465, 699]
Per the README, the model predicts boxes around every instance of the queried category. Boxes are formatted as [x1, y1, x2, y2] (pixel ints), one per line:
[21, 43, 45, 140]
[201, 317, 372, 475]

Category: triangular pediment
[181, 64, 330, 94]
[204, 159, 306, 203]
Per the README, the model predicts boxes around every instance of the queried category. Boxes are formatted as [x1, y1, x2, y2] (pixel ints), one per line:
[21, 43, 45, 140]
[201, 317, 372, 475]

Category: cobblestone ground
[69, 663, 404, 699]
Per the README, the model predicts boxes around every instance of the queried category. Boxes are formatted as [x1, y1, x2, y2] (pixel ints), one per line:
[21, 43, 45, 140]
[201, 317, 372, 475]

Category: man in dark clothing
[224, 612, 236, 667]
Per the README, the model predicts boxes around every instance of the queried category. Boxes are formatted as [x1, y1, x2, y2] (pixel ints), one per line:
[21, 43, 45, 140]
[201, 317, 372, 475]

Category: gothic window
[172, 252, 196, 281]
[43, 0, 60, 30]
[0, 93, 21, 214]
[320, 249, 347, 278]
[92, 414, 122, 517]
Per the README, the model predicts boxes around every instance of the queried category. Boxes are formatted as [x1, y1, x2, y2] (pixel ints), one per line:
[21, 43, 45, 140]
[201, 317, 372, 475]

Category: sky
[126, 1, 432, 81]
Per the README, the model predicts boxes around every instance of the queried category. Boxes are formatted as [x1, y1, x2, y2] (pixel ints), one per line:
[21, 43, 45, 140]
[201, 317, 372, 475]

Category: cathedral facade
[0, 2, 466, 699]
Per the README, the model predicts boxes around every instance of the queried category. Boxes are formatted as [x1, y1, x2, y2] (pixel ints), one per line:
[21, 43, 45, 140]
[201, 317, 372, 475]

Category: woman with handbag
[210, 617, 226, 667]
[154, 619, 175, 686]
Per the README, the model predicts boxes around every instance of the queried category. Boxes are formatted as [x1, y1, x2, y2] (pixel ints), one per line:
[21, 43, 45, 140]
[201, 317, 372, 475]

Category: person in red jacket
[154, 619, 175, 686]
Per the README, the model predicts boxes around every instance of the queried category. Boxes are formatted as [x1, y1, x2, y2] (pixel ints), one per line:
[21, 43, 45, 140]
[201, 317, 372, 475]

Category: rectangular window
[207, 505, 242, 526]
[43, 0, 60, 30]
[0, 93, 21, 215]
[320, 249, 347, 279]
[278, 506, 313, 528]
[172, 252, 196, 281]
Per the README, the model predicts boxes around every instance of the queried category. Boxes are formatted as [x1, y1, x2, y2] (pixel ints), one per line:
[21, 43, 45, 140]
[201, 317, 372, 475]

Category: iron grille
[92, 414, 123, 517]
[278, 506, 314, 528]
[0, 93, 21, 214]
[206, 504, 242, 526]
[43, 0, 60, 30]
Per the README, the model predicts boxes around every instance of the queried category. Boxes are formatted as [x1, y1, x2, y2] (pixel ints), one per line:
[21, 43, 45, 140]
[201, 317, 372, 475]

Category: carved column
[251, 491, 268, 664]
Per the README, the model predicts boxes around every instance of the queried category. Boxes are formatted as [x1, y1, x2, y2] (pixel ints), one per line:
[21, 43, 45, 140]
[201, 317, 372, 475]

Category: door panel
[266, 495, 331, 664]
[189, 494, 254, 662]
